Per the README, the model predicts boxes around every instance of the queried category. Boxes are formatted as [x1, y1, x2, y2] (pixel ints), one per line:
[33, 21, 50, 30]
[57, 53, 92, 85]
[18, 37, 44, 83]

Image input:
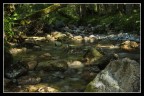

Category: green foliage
[85, 12, 140, 32]
[4, 15, 15, 41]
[4, 4, 140, 39]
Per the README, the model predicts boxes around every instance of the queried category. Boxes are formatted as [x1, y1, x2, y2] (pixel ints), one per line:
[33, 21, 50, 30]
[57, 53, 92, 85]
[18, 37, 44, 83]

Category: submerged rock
[27, 60, 38, 70]
[85, 58, 140, 92]
[81, 71, 97, 83]
[36, 60, 68, 72]
[5, 61, 28, 79]
[51, 60, 68, 72]
[33, 45, 42, 51]
[83, 47, 103, 64]
[36, 61, 52, 71]
[17, 75, 41, 85]
[39, 53, 52, 60]
[95, 53, 118, 70]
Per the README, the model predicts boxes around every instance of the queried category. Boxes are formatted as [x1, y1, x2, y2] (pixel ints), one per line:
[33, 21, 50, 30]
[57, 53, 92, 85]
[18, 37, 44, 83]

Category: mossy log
[15, 4, 67, 25]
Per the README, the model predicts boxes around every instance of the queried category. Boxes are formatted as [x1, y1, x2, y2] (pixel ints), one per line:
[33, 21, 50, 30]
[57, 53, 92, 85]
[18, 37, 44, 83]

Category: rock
[21, 56, 37, 63]
[27, 85, 38, 92]
[52, 71, 65, 79]
[81, 71, 97, 83]
[37, 60, 68, 72]
[95, 53, 118, 70]
[17, 75, 41, 85]
[64, 68, 77, 77]
[55, 41, 62, 47]
[115, 53, 140, 62]
[85, 58, 140, 92]
[83, 47, 103, 64]
[89, 37, 96, 43]
[72, 36, 83, 43]
[38, 86, 59, 92]
[27, 60, 38, 70]
[51, 31, 66, 40]
[22, 42, 40, 49]
[39, 53, 52, 60]
[73, 36, 83, 40]
[83, 36, 90, 43]
[36, 61, 52, 71]
[45, 34, 56, 41]
[120, 40, 139, 52]
[9, 48, 27, 55]
[5, 61, 28, 79]
[83, 66, 100, 73]
[65, 32, 73, 38]
[81, 66, 100, 83]
[33, 45, 41, 51]
[67, 61, 84, 69]
[4, 78, 11, 87]
[4, 50, 13, 73]
[51, 60, 68, 72]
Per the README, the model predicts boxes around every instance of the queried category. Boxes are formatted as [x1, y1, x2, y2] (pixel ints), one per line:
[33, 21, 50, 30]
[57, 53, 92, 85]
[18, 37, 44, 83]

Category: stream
[4, 32, 140, 92]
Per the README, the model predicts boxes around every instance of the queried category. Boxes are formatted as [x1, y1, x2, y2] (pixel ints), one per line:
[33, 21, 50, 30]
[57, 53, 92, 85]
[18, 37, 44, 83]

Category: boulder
[85, 58, 140, 92]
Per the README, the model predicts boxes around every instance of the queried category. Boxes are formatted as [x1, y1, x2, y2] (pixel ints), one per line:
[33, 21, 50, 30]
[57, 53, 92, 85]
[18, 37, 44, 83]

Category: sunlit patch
[9, 48, 27, 55]
[96, 44, 120, 49]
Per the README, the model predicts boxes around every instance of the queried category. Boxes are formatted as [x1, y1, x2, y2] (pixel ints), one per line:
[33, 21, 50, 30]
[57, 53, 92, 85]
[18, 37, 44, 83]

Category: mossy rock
[83, 47, 103, 64]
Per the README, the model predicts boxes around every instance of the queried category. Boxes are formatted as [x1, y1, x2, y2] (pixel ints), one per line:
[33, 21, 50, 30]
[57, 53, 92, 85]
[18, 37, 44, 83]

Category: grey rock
[85, 58, 140, 92]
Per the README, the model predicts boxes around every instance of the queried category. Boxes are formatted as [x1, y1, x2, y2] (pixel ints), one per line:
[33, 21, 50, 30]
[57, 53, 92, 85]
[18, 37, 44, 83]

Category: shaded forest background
[4, 3, 140, 49]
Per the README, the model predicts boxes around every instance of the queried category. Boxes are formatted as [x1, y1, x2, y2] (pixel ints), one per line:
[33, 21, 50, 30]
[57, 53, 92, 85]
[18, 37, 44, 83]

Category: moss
[85, 82, 96, 92]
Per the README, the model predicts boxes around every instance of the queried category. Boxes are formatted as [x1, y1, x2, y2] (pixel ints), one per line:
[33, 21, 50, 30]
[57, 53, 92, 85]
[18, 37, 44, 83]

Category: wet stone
[17, 75, 41, 85]
[5, 61, 28, 79]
